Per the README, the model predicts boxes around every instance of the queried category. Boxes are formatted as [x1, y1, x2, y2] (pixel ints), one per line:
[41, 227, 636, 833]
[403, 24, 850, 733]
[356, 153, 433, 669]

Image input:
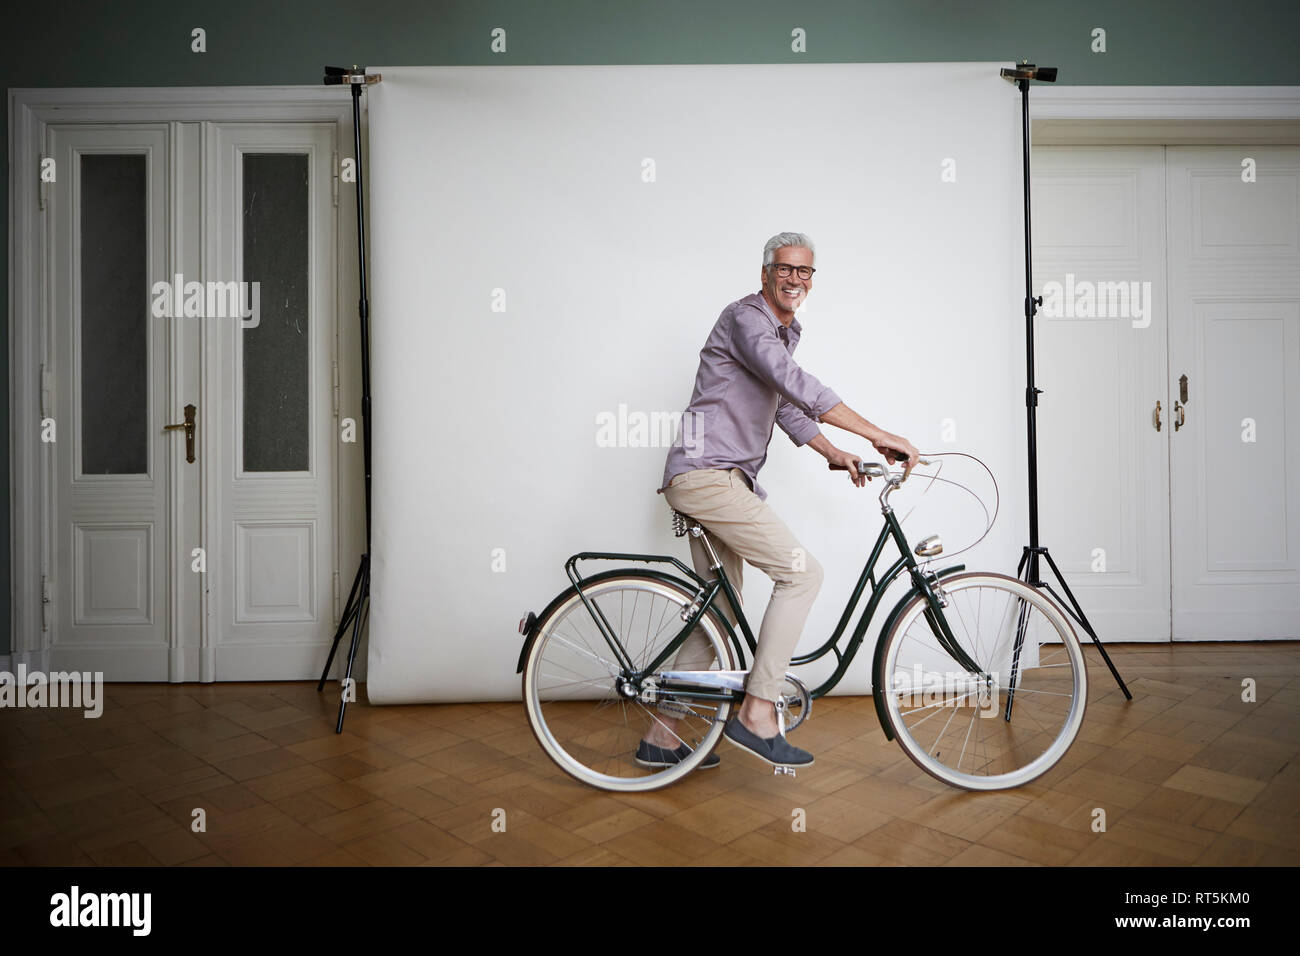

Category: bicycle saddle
[669, 510, 699, 537]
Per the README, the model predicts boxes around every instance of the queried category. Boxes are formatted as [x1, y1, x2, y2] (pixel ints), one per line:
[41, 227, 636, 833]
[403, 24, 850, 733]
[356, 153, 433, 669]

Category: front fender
[870, 564, 965, 740]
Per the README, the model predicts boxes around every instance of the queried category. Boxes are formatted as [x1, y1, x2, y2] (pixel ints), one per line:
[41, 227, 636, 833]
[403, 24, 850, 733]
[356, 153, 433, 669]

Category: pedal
[773, 765, 797, 777]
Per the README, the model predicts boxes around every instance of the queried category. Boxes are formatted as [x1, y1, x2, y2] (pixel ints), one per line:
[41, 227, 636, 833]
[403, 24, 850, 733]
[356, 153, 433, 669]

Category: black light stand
[1001, 63, 1131, 700]
[316, 65, 381, 731]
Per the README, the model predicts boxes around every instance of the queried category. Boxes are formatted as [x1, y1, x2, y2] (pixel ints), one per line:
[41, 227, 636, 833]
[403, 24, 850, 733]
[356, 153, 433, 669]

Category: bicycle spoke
[927, 698, 961, 757]
[956, 704, 979, 772]
[553, 613, 618, 665]
[998, 684, 1076, 697]
[547, 632, 621, 678]
[537, 673, 615, 692]
[634, 702, 692, 750]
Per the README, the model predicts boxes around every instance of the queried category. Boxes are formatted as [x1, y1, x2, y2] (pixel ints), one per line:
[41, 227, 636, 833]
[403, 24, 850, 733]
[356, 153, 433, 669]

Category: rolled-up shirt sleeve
[775, 398, 821, 447]
[730, 306, 842, 419]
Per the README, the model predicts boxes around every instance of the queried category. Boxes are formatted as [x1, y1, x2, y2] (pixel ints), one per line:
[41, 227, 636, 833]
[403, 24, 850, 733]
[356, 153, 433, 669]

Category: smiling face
[759, 244, 814, 325]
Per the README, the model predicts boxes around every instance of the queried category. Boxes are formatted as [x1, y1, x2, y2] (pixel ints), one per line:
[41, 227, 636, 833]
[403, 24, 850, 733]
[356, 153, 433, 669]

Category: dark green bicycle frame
[518, 507, 984, 739]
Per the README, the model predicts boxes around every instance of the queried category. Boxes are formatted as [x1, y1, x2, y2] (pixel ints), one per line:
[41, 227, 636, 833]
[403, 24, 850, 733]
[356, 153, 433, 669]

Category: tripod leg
[1038, 581, 1083, 629]
[1039, 549, 1132, 699]
[317, 557, 367, 691]
[334, 561, 371, 733]
[1010, 548, 1039, 716]
[1004, 593, 1032, 722]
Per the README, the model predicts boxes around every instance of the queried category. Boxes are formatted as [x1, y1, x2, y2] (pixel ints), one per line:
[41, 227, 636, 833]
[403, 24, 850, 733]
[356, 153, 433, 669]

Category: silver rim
[881, 573, 1087, 790]
[523, 576, 735, 792]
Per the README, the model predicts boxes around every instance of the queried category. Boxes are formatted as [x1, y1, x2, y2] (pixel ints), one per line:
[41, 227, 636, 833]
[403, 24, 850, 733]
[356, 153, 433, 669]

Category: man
[644, 232, 919, 769]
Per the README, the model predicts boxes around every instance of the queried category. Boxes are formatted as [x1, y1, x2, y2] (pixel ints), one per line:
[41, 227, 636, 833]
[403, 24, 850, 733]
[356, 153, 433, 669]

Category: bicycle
[516, 457, 1087, 793]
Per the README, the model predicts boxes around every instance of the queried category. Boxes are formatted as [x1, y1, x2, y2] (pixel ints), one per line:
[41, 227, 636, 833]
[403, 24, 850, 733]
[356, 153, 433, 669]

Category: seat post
[691, 525, 723, 571]
[672, 508, 723, 572]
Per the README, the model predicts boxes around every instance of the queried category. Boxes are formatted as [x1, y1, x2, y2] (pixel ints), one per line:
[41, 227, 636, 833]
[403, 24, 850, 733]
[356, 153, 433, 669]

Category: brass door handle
[164, 403, 196, 462]
[1174, 401, 1185, 432]
[1153, 399, 1162, 432]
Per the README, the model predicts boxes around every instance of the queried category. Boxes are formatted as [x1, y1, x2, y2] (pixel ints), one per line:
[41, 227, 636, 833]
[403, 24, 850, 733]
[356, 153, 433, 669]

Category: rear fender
[516, 568, 742, 673]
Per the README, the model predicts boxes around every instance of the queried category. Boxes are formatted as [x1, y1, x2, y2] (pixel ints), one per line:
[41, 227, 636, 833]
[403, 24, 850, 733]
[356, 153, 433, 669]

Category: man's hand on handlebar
[871, 434, 921, 479]
[826, 447, 870, 487]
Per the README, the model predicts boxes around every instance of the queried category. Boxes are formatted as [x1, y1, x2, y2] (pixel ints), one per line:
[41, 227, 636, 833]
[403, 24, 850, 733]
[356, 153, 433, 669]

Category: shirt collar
[749, 291, 802, 337]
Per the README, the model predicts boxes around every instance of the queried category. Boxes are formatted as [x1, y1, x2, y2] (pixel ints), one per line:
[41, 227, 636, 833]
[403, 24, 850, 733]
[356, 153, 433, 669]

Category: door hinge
[331, 151, 339, 208]
[332, 570, 341, 621]
[332, 361, 340, 418]
[41, 574, 52, 631]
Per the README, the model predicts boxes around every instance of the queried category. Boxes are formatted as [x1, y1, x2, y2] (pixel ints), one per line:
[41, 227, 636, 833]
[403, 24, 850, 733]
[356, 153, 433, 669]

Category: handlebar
[829, 458, 932, 480]
[827, 452, 1000, 554]
[829, 457, 933, 509]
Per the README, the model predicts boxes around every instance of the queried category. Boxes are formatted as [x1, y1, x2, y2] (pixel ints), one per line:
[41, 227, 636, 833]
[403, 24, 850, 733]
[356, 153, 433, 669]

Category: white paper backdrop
[365, 63, 1024, 702]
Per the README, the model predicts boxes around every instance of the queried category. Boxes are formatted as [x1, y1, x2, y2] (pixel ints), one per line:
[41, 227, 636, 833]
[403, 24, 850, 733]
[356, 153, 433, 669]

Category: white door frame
[1031, 86, 1300, 144]
[1025, 85, 1300, 642]
[9, 86, 364, 677]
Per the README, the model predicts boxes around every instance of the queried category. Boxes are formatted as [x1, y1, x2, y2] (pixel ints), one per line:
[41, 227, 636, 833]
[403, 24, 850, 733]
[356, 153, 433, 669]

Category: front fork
[912, 568, 1022, 720]
[915, 571, 984, 677]
[887, 505, 986, 679]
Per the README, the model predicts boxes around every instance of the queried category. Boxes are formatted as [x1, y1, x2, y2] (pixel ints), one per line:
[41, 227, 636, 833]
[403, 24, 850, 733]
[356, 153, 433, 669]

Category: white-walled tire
[880, 572, 1087, 790]
[522, 574, 736, 792]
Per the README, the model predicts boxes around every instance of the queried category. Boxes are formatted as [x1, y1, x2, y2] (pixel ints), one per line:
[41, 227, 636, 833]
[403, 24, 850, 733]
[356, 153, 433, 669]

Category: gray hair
[762, 232, 815, 267]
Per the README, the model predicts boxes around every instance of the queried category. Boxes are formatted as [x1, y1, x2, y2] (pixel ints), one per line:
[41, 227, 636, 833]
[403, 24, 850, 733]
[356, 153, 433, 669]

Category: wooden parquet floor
[1, 643, 1297, 866]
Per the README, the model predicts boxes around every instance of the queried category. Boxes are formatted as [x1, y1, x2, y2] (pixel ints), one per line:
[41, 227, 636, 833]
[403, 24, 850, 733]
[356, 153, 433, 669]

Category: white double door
[1034, 146, 1300, 641]
[46, 121, 343, 679]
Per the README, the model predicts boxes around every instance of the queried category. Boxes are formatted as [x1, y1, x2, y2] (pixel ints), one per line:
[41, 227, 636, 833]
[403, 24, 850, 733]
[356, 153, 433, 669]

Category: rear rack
[564, 551, 707, 591]
[562, 552, 711, 673]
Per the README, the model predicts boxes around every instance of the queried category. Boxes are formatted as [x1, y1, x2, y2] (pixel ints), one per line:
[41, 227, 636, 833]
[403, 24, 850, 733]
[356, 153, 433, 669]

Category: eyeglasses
[769, 263, 815, 279]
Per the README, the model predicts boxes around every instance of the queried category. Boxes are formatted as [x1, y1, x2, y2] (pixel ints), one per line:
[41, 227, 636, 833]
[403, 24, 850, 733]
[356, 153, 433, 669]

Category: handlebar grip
[829, 458, 923, 474]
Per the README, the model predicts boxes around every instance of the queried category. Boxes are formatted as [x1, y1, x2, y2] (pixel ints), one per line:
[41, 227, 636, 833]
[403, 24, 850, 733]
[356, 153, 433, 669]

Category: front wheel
[879, 572, 1087, 790]
[522, 573, 736, 792]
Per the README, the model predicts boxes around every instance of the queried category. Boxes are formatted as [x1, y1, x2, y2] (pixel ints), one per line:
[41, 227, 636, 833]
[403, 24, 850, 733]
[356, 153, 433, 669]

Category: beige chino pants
[662, 468, 823, 704]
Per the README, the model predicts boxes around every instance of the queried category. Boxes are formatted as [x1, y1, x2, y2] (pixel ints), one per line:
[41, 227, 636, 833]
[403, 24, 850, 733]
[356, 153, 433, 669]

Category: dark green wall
[4, 0, 1298, 656]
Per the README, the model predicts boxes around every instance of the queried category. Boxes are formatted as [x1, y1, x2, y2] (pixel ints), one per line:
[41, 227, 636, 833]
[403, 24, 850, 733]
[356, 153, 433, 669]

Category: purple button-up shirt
[658, 291, 842, 501]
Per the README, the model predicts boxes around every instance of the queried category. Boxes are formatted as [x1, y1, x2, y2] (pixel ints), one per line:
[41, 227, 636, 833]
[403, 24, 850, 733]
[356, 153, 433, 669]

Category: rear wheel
[879, 572, 1087, 790]
[522, 573, 736, 792]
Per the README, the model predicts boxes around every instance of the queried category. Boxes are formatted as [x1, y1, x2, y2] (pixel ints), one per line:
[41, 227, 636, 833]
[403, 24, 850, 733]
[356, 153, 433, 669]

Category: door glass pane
[242, 153, 309, 472]
[80, 153, 147, 475]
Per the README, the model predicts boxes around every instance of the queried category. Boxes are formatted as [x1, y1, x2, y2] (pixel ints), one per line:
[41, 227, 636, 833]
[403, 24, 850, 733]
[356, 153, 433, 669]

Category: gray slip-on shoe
[723, 718, 814, 767]
[635, 740, 720, 769]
